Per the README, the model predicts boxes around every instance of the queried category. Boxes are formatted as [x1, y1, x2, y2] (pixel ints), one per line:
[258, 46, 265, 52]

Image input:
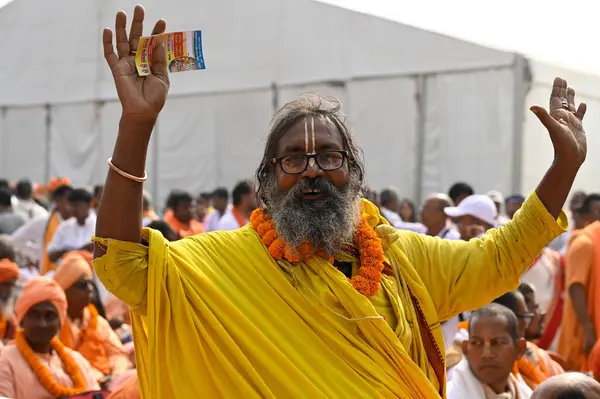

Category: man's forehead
[277, 117, 342, 151]
[470, 315, 511, 335]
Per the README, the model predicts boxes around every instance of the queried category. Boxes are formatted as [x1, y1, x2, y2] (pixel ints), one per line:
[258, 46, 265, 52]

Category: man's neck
[27, 337, 53, 355]
[426, 223, 445, 237]
[76, 214, 88, 225]
[67, 306, 85, 321]
[487, 378, 511, 395]
[234, 205, 250, 219]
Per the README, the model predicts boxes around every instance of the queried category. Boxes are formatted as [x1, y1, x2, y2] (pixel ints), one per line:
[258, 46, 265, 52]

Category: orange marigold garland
[250, 208, 384, 296]
[16, 329, 88, 397]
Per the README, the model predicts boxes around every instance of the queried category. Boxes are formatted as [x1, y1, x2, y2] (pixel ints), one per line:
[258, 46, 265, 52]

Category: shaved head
[425, 193, 453, 208]
[532, 373, 600, 398]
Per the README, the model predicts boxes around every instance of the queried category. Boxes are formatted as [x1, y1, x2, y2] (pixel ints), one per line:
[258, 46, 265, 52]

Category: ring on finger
[561, 99, 569, 109]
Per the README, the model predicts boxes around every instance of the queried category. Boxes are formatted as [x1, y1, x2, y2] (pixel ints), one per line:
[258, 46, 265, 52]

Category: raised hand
[531, 77, 587, 167]
[103, 5, 169, 122]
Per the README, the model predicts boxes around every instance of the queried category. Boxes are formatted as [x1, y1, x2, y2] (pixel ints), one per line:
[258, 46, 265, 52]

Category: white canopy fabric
[4, 0, 583, 209]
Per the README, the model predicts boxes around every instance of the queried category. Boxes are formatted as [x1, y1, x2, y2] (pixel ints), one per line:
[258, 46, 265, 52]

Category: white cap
[486, 190, 504, 204]
[444, 194, 498, 226]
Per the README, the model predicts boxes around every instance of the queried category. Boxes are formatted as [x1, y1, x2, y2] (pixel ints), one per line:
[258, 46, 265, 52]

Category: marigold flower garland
[250, 208, 385, 296]
[16, 329, 87, 397]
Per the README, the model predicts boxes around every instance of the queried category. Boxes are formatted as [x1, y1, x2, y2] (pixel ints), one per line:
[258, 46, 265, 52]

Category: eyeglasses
[517, 313, 534, 323]
[272, 151, 348, 175]
[73, 279, 93, 290]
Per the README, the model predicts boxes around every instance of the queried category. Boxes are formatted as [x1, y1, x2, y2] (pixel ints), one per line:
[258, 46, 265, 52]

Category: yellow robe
[92, 192, 566, 398]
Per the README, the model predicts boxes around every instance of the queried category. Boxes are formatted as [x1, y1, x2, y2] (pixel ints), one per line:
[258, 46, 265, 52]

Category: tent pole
[413, 74, 427, 206]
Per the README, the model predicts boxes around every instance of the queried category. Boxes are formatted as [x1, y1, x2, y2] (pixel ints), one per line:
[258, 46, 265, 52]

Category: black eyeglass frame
[271, 151, 349, 175]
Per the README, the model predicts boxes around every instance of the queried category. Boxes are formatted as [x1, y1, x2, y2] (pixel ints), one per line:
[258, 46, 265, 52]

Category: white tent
[0, 0, 595, 207]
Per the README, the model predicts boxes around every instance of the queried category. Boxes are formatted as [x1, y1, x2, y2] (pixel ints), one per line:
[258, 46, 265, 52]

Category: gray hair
[255, 94, 365, 208]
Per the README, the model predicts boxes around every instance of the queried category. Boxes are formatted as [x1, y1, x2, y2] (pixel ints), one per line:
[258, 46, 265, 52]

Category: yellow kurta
[93, 192, 566, 399]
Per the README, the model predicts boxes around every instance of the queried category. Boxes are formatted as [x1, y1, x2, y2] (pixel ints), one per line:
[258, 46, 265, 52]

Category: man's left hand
[531, 77, 587, 169]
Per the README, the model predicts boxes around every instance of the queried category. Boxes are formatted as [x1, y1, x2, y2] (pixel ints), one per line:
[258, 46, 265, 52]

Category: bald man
[531, 373, 600, 398]
[420, 193, 460, 239]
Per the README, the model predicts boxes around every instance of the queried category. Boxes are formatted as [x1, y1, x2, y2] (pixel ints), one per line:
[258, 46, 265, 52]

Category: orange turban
[0, 259, 19, 283]
[15, 276, 67, 325]
[53, 251, 93, 290]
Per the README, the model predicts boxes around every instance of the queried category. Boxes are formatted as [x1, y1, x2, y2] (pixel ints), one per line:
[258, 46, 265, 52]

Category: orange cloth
[40, 211, 61, 275]
[0, 259, 19, 282]
[59, 306, 131, 379]
[516, 341, 564, 389]
[558, 221, 600, 371]
[14, 277, 67, 325]
[0, 344, 99, 399]
[163, 209, 204, 238]
[107, 372, 140, 399]
[47, 177, 71, 193]
[53, 251, 93, 290]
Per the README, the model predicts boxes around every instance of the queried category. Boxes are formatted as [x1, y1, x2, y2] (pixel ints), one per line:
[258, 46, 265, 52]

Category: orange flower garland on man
[93, 6, 584, 397]
[0, 277, 99, 398]
[0, 257, 19, 343]
[54, 252, 132, 383]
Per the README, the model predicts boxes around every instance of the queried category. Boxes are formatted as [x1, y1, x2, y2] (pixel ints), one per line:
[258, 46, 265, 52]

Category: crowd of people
[1, 174, 600, 398]
[1, 4, 600, 398]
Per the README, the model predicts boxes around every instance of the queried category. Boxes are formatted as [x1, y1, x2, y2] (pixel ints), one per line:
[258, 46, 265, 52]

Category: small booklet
[135, 30, 206, 76]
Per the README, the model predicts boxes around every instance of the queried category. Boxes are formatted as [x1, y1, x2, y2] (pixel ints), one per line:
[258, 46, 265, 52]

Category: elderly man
[93, 6, 585, 398]
[0, 277, 99, 398]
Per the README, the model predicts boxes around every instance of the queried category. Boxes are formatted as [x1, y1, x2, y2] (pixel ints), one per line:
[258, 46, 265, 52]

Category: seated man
[0, 277, 99, 398]
[494, 290, 564, 389]
[53, 252, 131, 382]
[448, 304, 532, 399]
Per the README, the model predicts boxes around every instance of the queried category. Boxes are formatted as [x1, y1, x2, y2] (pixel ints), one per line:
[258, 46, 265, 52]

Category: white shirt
[47, 213, 96, 254]
[11, 213, 64, 262]
[12, 198, 48, 221]
[447, 359, 532, 399]
[394, 220, 428, 234]
[216, 208, 247, 231]
[380, 207, 402, 225]
[205, 206, 230, 232]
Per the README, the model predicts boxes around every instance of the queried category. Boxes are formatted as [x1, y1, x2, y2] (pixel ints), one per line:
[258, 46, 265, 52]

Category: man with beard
[92, 6, 585, 398]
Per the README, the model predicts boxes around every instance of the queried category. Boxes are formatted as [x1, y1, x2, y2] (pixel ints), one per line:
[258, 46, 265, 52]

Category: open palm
[531, 77, 587, 166]
[103, 6, 169, 121]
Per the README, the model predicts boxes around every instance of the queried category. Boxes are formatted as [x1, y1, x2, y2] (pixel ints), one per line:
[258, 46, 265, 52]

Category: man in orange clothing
[163, 190, 204, 238]
[53, 252, 131, 382]
[558, 193, 600, 371]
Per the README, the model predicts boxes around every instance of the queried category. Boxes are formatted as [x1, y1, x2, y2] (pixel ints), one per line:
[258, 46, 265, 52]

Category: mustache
[290, 178, 337, 199]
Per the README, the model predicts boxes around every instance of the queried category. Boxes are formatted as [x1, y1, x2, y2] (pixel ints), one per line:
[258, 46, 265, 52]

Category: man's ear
[462, 340, 469, 355]
[515, 337, 527, 358]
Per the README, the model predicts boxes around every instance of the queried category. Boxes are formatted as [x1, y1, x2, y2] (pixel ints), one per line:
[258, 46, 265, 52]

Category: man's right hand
[103, 5, 170, 125]
[583, 323, 596, 356]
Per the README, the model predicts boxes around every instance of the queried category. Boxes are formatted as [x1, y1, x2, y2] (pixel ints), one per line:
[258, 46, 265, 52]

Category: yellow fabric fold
[93, 190, 567, 399]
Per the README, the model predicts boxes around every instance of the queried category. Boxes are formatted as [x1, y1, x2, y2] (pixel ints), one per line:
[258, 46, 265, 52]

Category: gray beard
[263, 173, 362, 257]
